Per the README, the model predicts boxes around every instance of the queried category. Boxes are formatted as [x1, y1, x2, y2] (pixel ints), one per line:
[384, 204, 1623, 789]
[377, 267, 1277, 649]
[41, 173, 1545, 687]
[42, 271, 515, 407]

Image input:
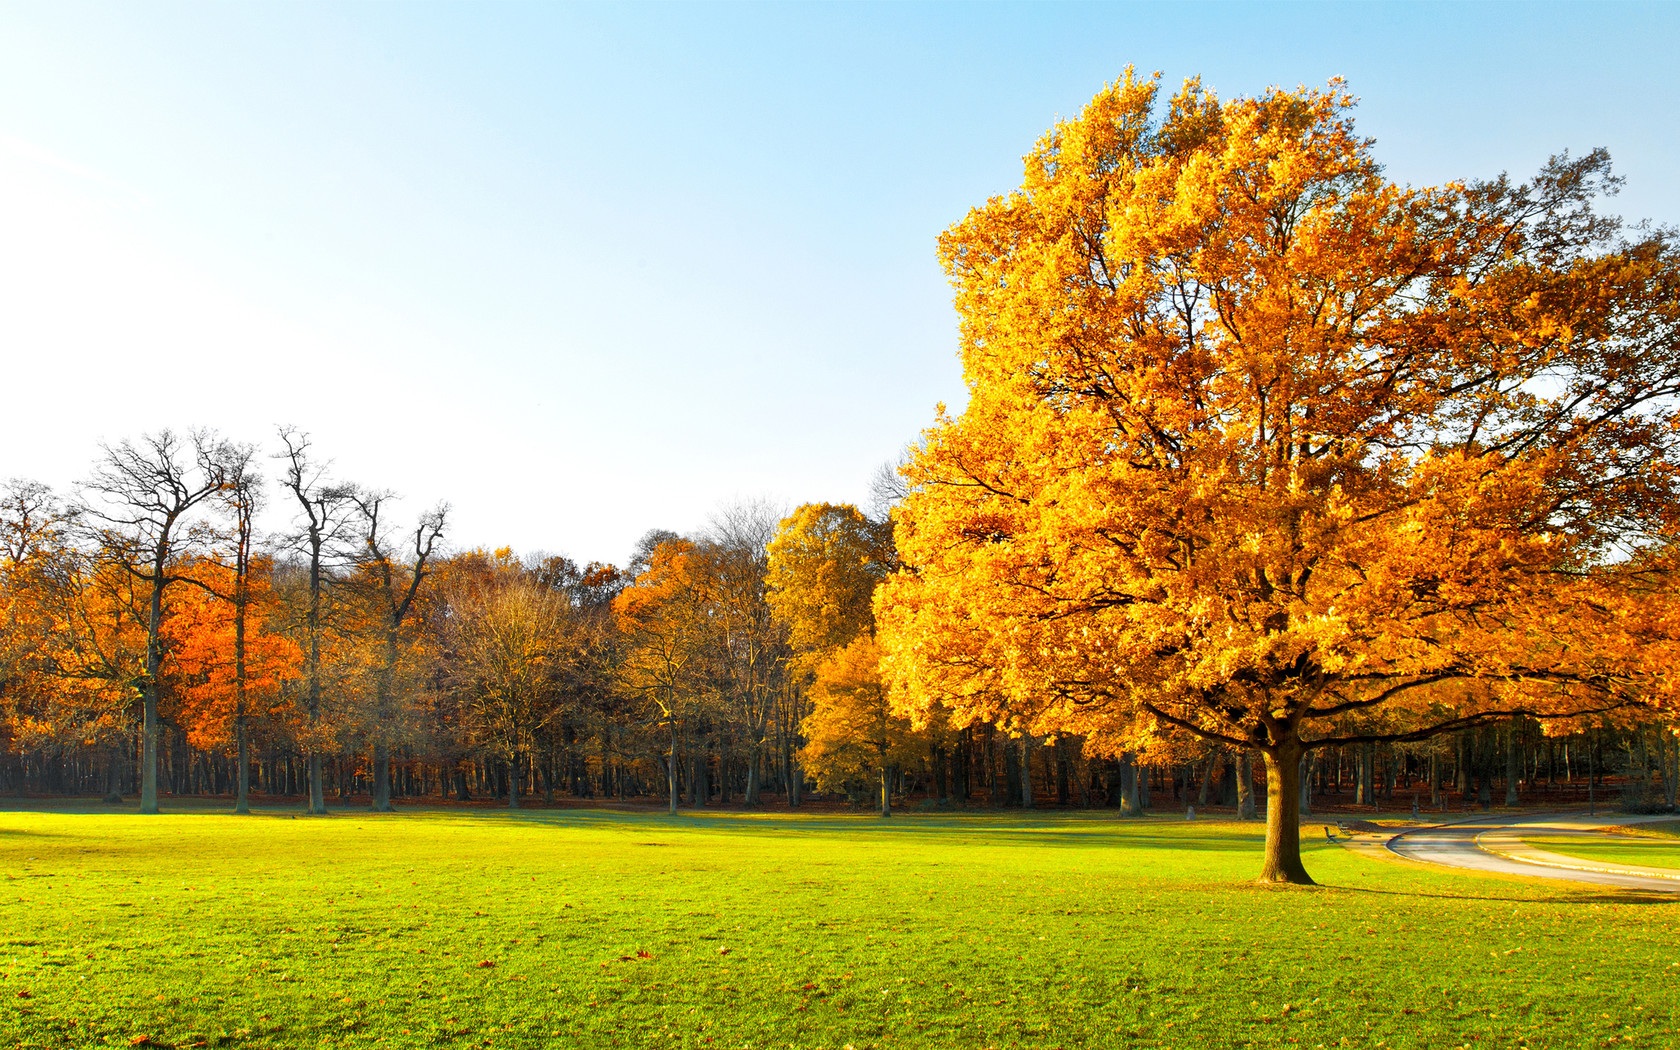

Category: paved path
[1383, 813, 1680, 893]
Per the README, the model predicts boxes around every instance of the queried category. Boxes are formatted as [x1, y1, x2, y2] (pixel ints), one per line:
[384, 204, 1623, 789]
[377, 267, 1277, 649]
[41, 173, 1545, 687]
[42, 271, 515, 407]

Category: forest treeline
[3, 428, 1675, 817]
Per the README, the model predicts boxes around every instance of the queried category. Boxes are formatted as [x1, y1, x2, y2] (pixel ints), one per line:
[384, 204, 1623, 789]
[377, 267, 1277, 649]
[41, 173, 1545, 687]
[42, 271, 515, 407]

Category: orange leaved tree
[164, 556, 302, 811]
[877, 73, 1680, 883]
[614, 537, 718, 815]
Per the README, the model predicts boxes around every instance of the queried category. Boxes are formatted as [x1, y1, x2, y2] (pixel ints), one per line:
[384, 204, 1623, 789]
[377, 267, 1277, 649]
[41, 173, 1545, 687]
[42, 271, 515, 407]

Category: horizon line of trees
[4, 427, 1676, 818]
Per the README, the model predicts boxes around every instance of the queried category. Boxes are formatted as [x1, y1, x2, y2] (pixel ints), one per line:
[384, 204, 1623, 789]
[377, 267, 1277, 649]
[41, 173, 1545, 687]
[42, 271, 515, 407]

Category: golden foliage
[798, 635, 926, 793]
[878, 74, 1680, 866]
[766, 504, 893, 657]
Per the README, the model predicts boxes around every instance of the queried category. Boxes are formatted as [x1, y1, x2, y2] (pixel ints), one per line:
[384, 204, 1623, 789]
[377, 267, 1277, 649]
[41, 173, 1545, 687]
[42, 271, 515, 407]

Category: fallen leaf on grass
[475, 960, 496, 969]
[716, 947, 731, 956]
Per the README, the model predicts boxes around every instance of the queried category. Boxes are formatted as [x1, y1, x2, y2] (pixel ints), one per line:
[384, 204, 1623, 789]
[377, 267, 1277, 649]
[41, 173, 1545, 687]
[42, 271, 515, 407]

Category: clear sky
[2, 2, 1676, 567]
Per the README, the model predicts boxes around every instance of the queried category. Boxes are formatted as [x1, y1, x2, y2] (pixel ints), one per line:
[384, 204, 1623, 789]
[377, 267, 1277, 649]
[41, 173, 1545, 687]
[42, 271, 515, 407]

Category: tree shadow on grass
[1309, 881, 1678, 906]
[468, 808, 1272, 850]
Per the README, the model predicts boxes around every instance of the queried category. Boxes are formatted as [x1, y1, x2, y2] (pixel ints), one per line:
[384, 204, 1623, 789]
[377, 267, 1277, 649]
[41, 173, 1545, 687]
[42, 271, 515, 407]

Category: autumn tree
[449, 567, 569, 808]
[0, 481, 134, 798]
[1, 482, 68, 730]
[614, 536, 717, 814]
[222, 458, 262, 813]
[345, 491, 447, 813]
[766, 504, 894, 656]
[171, 452, 294, 813]
[432, 548, 618, 807]
[78, 430, 240, 814]
[533, 555, 626, 800]
[800, 636, 938, 816]
[164, 554, 301, 814]
[277, 427, 355, 815]
[704, 500, 789, 805]
[768, 503, 905, 812]
[878, 74, 1680, 882]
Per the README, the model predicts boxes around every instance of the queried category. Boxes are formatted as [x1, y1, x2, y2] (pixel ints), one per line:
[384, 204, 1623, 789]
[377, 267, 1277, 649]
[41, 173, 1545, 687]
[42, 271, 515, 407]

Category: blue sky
[2, 2, 1676, 565]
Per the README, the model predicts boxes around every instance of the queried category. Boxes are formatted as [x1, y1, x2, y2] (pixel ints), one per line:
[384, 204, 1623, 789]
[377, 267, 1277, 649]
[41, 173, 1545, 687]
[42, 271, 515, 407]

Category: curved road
[1384, 813, 1680, 894]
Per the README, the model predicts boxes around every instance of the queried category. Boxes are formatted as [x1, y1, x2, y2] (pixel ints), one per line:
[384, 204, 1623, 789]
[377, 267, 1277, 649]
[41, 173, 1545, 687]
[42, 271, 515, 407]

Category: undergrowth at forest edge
[2, 804, 1675, 1049]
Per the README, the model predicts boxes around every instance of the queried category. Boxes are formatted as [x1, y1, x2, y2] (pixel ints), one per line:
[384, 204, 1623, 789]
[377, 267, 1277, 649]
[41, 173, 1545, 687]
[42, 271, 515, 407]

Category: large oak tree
[877, 74, 1680, 883]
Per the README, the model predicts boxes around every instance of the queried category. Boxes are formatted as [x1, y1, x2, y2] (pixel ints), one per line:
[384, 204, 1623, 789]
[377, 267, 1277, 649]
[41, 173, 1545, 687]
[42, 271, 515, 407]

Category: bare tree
[219, 451, 262, 814]
[276, 427, 355, 815]
[705, 498, 788, 805]
[78, 429, 236, 814]
[866, 449, 913, 522]
[347, 490, 446, 812]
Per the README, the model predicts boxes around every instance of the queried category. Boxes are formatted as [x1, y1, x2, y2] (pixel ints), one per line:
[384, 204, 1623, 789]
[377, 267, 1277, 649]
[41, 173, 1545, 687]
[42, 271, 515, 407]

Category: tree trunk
[1237, 751, 1257, 820]
[1664, 731, 1678, 809]
[1587, 731, 1597, 816]
[1475, 731, 1492, 809]
[1505, 725, 1521, 807]
[667, 718, 679, 815]
[1298, 750, 1313, 817]
[1119, 752, 1143, 816]
[739, 734, 755, 804]
[692, 748, 709, 806]
[1260, 744, 1313, 885]
[508, 753, 520, 809]
[139, 690, 160, 814]
[1020, 737, 1034, 809]
[989, 731, 1006, 806]
[103, 744, 124, 804]
[879, 761, 891, 818]
[371, 743, 393, 812]
[234, 717, 251, 814]
[304, 752, 324, 814]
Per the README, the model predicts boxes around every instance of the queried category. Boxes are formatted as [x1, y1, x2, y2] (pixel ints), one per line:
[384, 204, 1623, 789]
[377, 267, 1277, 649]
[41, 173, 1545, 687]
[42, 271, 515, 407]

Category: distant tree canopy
[877, 72, 1680, 882]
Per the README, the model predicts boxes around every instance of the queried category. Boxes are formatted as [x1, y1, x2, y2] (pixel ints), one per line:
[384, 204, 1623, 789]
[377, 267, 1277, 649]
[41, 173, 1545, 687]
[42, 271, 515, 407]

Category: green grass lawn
[3, 803, 1676, 1050]
[1523, 832, 1680, 872]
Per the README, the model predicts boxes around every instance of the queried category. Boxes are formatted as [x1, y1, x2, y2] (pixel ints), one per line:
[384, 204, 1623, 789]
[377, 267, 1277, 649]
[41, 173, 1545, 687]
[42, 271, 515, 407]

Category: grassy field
[3, 802, 1676, 1050]
[1524, 829, 1680, 872]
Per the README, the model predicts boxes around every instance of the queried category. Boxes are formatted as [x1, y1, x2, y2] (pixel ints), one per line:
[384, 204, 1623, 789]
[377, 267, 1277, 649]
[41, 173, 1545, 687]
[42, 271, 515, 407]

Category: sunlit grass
[1524, 832, 1680, 872]
[2, 802, 1676, 1049]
